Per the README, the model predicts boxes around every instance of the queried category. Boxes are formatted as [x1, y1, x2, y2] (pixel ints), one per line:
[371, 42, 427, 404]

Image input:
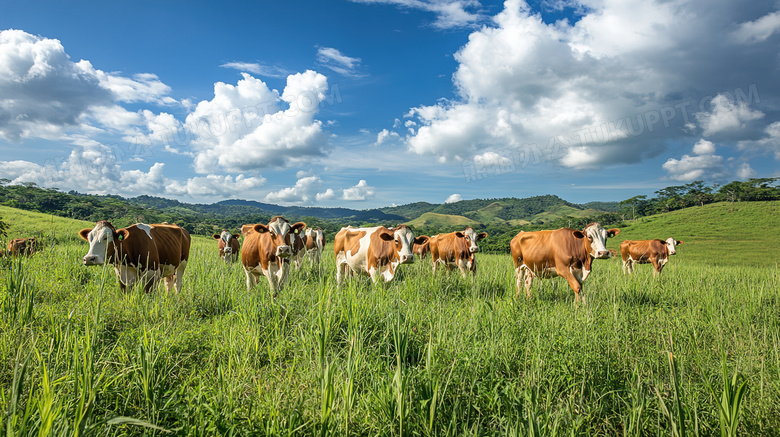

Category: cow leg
[622, 259, 629, 274]
[244, 269, 257, 290]
[141, 270, 158, 293]
[559, 270, 585, 304]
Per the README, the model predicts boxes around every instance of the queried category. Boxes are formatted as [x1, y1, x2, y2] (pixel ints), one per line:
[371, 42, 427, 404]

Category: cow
[620, 238, 683, 276]
[413, 235, 430, 259]
[510, 223, 620, 303]
[7, 237, 38, 256]
[303, 227, 326, 267]
[429, 228, 488, 278]
[334, 225, 426, 286]
[79, 221, 191, 293]
[241, 216, 306, 295]
[213, 230, 241, 263]
[290, 228, 307, 269]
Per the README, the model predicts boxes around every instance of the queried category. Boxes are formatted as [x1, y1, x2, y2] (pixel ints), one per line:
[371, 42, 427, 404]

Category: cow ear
[608, 228, 620, 237]
[213, 234, 221, 239]
[379, 231, 395, 241]
[78, 228, 93, 241]
[677, 240, 683, 245]
[292, 222, 306, 233]
[253, 224, 270, 234]
[233, 234, 241, 240]
[572, 230, 585, 239]
[117, 229, 130, 241]
[414, 236, 428, 244]
[455, 232, 464, 238]
[478, 232, 488, 240]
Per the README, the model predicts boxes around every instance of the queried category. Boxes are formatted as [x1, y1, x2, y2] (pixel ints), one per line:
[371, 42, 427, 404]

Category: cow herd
[69, 216, 682, 302]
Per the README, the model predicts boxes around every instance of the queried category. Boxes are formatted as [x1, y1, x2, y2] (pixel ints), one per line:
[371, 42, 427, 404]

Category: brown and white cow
[334, 225, 426, 285]
[290, 228, 307, 269]
[620, 238, 683, 276]
[413, 235, 430, 259]
[79, 221, 191, 293]
[241, 217, 306, 295]
[303, 227, 326, 267]
[7, 237, 38, 256]
[429, 229, 488, 278]
[213, 230, 241, 263]
[510, 223, 619, 303]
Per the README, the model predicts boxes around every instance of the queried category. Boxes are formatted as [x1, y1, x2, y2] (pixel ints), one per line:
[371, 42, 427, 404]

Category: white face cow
[463, 228, 488, 253]
[582, 223, 620, 259]
[665, 237, 683, 255]
[261, 217, 305, 258]
[384, 225, 418, 265]
[81, 221, 116, 265]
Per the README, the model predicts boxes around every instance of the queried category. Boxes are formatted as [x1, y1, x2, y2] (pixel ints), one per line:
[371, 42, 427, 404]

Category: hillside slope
[609, 201, 779, 266]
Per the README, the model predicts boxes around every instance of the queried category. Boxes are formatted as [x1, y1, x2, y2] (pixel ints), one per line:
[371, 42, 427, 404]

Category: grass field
[1, 202, 778, 435]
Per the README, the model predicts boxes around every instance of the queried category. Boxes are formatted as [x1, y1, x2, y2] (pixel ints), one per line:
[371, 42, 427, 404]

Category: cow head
[213, 230, 240, 261]
[413, 235, 430, 256]
[380, 225, 424, 265]
[79, 221, 123, 265]
[581, 223, 620, 259]
[665, 237, 683, 255]
[254, 217, 306, 259]
[463, 228, 488, 253]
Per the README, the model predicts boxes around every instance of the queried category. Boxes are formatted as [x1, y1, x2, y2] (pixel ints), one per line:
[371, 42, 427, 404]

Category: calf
[413, 235, 430, 258]
[241, 217, 306, 295]
[7, 237, 38, 256]
[620, 238, 683, 276]
[429, 229, 488, 278]
[79, 222, 191, 292]
[334, 225, 426, 285]
[303, 227, 325, 267]
[213, 230, 241, 263]
[510, 223, 619, 303]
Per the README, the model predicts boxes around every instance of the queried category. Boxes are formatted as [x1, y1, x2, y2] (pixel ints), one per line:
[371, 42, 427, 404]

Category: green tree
[619, 195, 647, 220]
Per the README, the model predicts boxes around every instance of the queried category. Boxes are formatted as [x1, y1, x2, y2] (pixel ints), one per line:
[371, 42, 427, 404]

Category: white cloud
[733, 10, 780, 43]
[695, 94, 764, 137]
[692, 139, 716, 155]
[166, 173, 266, 198]
[350, 0, 483, 29]
[220, 61, 290, 78]
[264, 176, 335, 204]
[316, 188, 337, 201]
[316, 47, 364, 77]
[185, 71, 330, 173]
[445, 193, 462, 203]
[662, 140, 727, 181]
[376, 128, 400, 145]
[737, 121, 780, 160]
[342, 179, 375, 201]
[736, 162, 757, 179]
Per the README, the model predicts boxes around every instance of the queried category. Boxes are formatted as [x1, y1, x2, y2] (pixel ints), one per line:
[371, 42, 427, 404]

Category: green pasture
[1, 204, 778, 435]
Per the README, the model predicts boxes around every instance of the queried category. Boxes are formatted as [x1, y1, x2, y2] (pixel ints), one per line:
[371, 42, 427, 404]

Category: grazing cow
[334, 225, 426, 285]
[510, 223, 620, 303]
[241, 217, 306, 295]
[7, 237, 38, 256]
[79, 221, 191, 293]
[303, 227, 326, 267]
[213, 230, 241, 263]
[429, 229, 488, 278]
[290, 228, 307, 269]
[413, 235, 430, 259]
[620, 238, 683, 276]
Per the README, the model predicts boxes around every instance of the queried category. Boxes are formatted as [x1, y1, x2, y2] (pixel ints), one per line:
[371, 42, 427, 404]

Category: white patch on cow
[665, 237, 678, 255]
[583, 223, 610, 259]
[463, 228, 480, 253]
[137, 223, 153, 239]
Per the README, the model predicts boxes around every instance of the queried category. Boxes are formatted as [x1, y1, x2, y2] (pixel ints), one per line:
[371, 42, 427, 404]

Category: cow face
[214, 230, 238, 261]
[380, 225, 421, 265]
[665, 237, 682, 255]
[257, 218, 306, 259]
[582, 223, 620, 259]
[79, 221, 117, 265]
[463, 228, 488, 253]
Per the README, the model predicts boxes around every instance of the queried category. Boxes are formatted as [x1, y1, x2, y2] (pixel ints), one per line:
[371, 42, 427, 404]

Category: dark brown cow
[413, 235, 430, 258]
[213, 229, 241, 263]
[7, 237, 38, 256]
[510, 223, 619, 303]
[429, 229, 487, 278]
[241, 217, 305, 295]
[79, 221, 191, 292]
[334, 225, 425, 285]
[620, 238, 683, 276]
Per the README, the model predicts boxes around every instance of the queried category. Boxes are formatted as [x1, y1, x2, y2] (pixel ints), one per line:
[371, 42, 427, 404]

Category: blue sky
[1, 0, 778, 208]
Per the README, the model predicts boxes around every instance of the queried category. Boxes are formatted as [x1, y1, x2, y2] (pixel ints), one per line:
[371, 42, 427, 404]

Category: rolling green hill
[607, 201, 779, 266]
[406, 212, 480, 228]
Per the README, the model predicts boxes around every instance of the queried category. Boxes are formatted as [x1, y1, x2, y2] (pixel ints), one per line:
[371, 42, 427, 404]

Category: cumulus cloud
[376, 128, 400, 145]
[185, 71, 330, 173]
[264, 176, 335, 204]
[736, 162, 757, 179]
[445, 193, 462, 203]
[350, 0, 483, 29]
[737, 121, 780, 160]
[394, 0, 780, 172]
[732, 10, 780, 43]
[316, 47, 364, 77]
[662, 139, 727, 181]
[342, 179, 375, 201]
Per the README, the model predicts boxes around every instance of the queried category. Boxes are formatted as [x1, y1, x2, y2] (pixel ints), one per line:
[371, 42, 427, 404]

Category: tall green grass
[0, 205, 778, 435]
